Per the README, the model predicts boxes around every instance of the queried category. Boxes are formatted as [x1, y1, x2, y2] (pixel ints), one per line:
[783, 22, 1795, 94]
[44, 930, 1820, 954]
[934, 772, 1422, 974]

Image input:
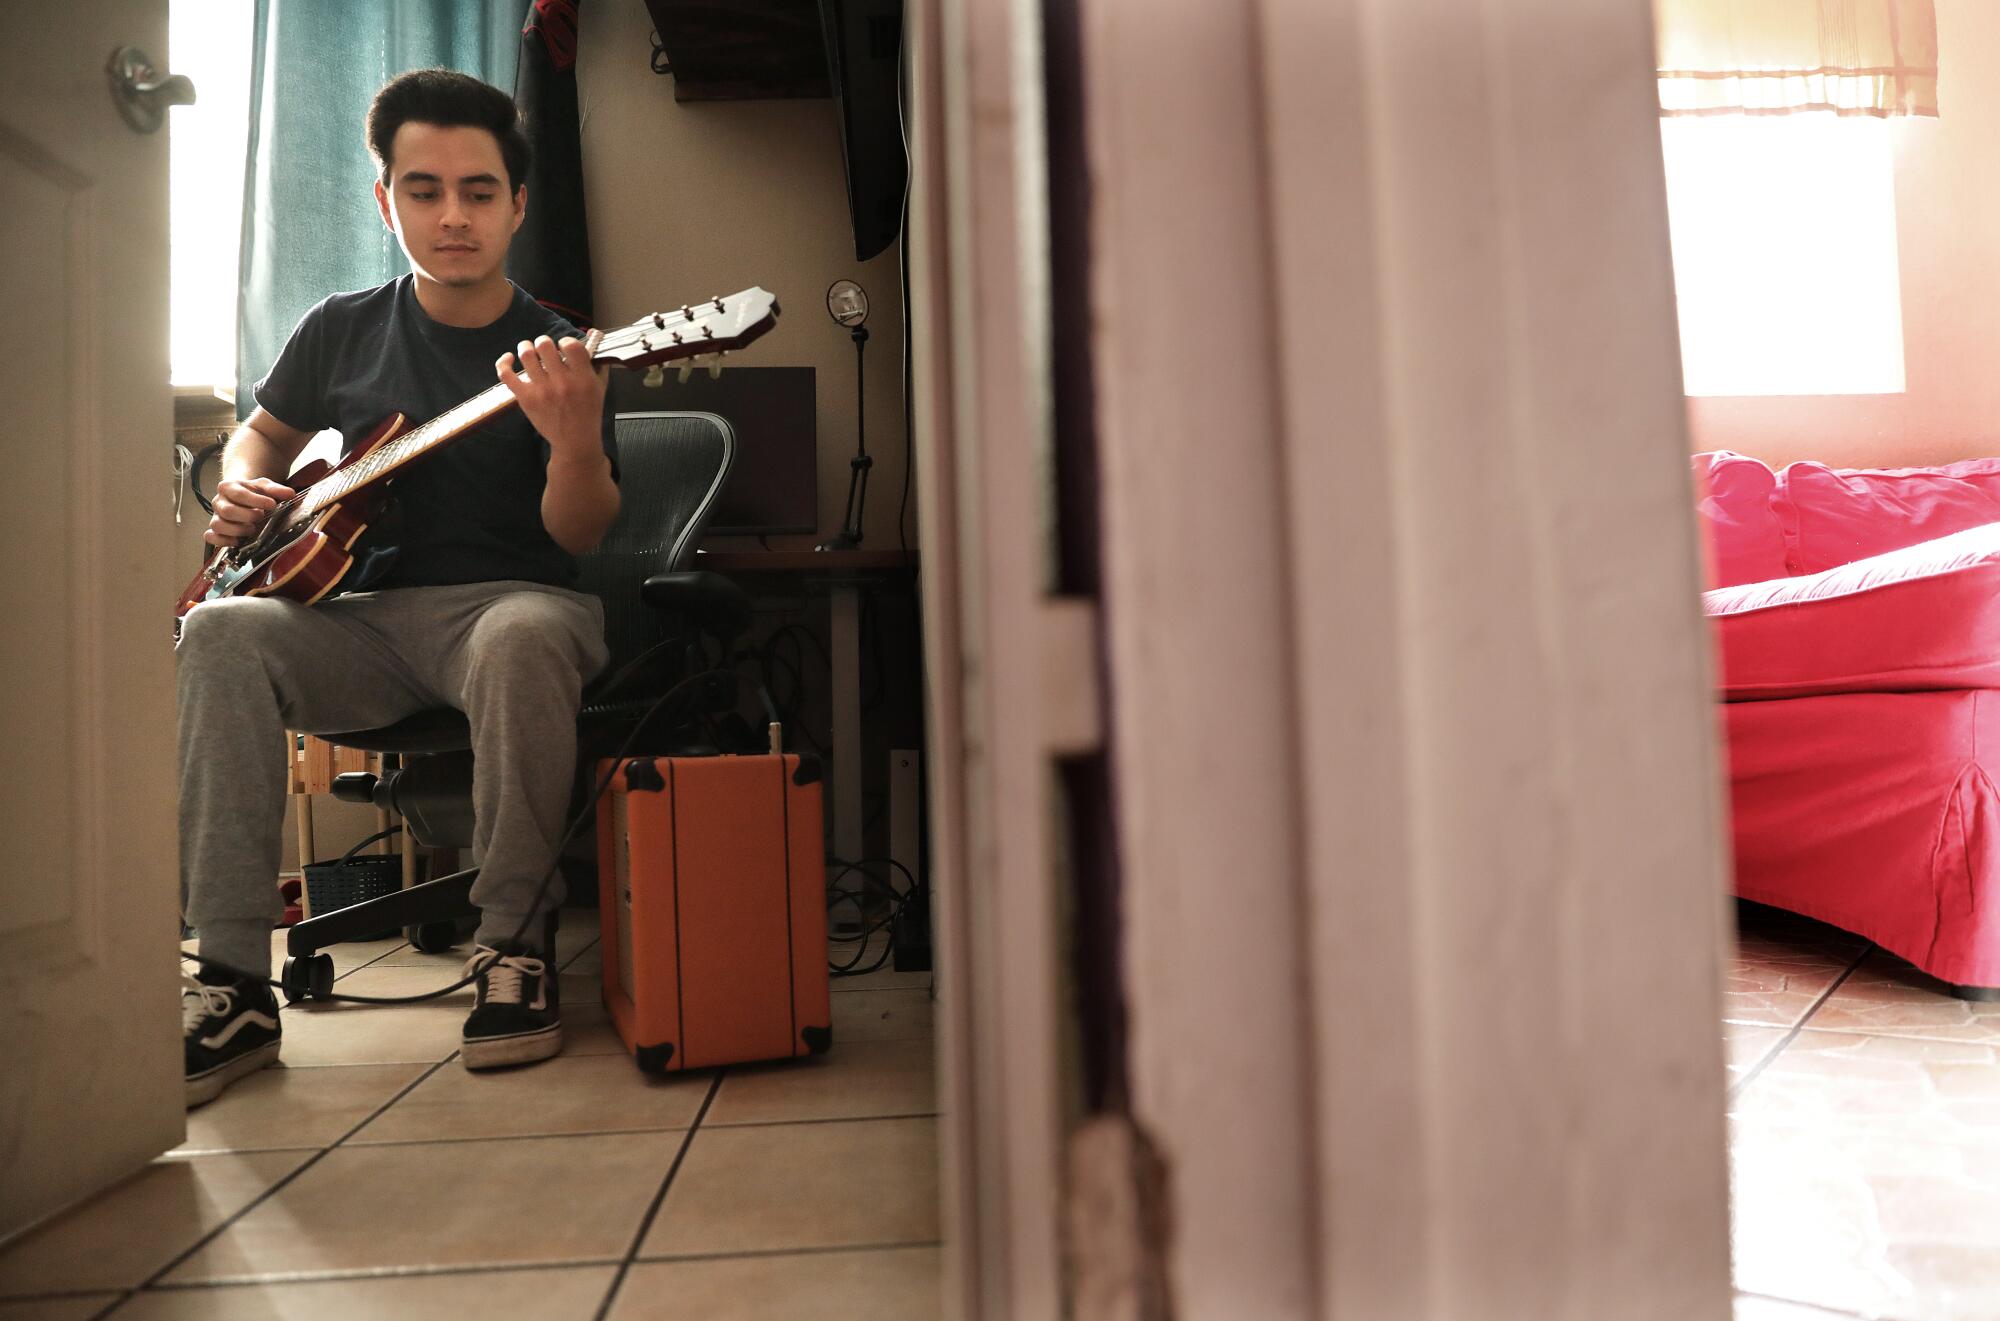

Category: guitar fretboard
[281, 382, 520, 531]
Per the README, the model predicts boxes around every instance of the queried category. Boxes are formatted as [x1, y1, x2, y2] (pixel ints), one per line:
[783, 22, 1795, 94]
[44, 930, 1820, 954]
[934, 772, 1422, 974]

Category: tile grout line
[560, 933, 602, 974]
[89, 1051, 464, 1317]
[64, 1237, 955, 1302]
[1735, 1288, 1873, 1319]
[593, 1069, 728, 1321]
[119, 1257, 622, 1294]
[1729, 944, 1874, 1103]
[332, 941, 413, 983]
[319, 1108, 940, 1151]
[162, 1108, 940, 1167]
[631, 1237, 945, 1267]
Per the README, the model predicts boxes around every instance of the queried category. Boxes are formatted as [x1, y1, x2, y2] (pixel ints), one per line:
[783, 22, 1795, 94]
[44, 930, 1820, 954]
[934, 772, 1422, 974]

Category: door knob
[105, 46, 196, 134]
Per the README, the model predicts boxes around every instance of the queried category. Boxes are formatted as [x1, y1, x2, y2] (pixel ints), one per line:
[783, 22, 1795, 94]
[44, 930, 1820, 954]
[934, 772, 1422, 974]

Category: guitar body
[174, 414, 404, 620]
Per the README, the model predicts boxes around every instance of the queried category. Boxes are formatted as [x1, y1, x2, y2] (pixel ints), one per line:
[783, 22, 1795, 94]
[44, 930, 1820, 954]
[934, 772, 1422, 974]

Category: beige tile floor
[0, 920, 940, 1320]
[1728, 901, 2000, 1321]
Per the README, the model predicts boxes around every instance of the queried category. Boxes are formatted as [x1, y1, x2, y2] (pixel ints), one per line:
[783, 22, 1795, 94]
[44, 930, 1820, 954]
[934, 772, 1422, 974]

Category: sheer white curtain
[1656, 0, 1938, 116]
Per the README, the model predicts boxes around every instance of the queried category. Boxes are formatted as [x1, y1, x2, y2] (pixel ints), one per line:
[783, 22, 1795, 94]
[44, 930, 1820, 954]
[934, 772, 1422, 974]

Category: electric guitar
[174, 288, 779, 622]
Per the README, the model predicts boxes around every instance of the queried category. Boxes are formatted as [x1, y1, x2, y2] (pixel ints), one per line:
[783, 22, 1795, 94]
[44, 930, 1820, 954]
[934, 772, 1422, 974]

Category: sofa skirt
[1728, 688, 2000, 991]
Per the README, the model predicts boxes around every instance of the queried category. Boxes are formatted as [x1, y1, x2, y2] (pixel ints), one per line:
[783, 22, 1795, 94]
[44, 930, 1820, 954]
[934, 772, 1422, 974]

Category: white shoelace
[181, 971, 236, 1034]
[466, 946, 547, 1005]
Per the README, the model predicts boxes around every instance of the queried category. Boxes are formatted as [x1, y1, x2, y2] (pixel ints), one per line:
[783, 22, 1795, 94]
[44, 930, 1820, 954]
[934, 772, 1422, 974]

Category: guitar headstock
[592, 288, 781, 377]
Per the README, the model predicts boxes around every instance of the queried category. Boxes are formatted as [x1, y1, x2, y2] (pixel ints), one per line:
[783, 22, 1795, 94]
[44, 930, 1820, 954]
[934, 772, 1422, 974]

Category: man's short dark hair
[366, 69, 530, 193]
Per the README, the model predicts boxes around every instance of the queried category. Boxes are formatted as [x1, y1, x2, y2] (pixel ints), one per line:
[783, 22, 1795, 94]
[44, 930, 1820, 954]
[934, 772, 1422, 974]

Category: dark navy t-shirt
[253, 275, 618, 591]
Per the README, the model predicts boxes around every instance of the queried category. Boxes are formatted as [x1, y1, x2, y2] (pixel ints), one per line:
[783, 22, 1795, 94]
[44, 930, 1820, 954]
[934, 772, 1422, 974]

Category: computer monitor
[608, 366, 818, 536]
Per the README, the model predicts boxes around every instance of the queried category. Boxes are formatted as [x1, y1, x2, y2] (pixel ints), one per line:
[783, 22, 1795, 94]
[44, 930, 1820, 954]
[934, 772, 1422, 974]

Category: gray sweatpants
[176, 581, 609, 978]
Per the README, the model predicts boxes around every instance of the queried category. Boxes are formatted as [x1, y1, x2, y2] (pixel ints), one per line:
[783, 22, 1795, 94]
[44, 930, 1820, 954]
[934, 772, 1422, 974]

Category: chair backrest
[575, 411, 736, 675]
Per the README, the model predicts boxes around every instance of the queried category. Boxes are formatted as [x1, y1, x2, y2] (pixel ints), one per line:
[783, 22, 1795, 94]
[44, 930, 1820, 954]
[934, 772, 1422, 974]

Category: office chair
[276, 411, 755, 1002]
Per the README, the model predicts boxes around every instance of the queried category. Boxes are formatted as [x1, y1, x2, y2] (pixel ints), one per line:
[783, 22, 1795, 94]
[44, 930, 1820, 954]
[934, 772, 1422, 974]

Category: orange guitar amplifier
[595, 753, 833, 1073]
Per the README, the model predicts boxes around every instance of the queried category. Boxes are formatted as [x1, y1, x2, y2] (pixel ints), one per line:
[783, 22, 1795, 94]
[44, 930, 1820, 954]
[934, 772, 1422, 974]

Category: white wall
[578, 3, 912, 551]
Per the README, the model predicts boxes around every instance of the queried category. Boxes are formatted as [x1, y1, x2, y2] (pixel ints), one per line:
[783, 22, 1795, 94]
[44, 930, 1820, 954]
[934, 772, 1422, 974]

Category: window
[1659, 115, 1905, 397]
[169, 0, 255, 391]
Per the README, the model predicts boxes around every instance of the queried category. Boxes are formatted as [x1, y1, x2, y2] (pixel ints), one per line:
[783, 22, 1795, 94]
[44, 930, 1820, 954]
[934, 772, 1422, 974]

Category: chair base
[287, 866, 479, 959]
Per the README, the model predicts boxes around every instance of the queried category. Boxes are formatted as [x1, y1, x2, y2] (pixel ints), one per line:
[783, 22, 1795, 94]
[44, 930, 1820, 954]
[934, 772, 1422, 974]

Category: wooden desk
[694, 549, 917, 864]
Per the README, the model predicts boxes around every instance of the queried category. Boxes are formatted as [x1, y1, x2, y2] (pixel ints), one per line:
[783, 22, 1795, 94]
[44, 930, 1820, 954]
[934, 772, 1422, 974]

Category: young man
[178, 69, 619, 1106]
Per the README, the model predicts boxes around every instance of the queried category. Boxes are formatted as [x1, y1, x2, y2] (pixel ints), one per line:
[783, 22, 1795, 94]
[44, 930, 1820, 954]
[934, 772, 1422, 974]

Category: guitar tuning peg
[643, 365, 665, 388]
[708, 358, 724, 380]
[677, 363, 694, 385]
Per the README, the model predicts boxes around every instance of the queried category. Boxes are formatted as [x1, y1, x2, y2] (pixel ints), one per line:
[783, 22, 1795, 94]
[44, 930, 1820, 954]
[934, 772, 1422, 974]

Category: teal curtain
[236, 0, 525, 419]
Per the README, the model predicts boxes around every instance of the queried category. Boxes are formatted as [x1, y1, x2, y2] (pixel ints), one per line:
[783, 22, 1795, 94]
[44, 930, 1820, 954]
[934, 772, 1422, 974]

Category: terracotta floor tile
[183, 933, 402, 980]
[1731, 1116, 2000, 1320]
[170, 1062, 429, 1155]
[564, 943, 604, 976]
[1726, 1024, 1791, 1087]
[0, 1295, 125, 1320]
[1807, 953, 2000, 1045]
[563, 1020, 632, 1059]
[273, 966, 473, 1066]
[640, 1118, 939, 1258]
[1733, 1294, 1866, 1319]
[707, 1039, 936, 1127]
[830, 989, 932, 1044]
[163, 1132, 681, 1284]
[555, 920, 601, 966]
[0, 1151, 310, 1296]
[350, 1053, 710, 1145]
[611, 1245, 941, 1320]
[1726, 935, 1866, 1029]
[362, 946, 476, 970]
[827, 948, 933, 992]
[1731, 1030, 2000, 1142]
[560, 974, 609, 1027]
[112, 1266, 615, 1319]
[287, 930, 410, 976]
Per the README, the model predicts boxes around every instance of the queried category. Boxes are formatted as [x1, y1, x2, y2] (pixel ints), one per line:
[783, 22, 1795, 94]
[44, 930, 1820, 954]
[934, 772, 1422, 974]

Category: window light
[1659, 114, 1905, 398]
[169, 0, 255, 392]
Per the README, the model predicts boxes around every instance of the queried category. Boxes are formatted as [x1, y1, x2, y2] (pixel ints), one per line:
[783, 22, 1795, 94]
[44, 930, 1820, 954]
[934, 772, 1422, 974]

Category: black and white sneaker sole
[461, 1023, 563, 1070]
[185, 1039, 281, 1108]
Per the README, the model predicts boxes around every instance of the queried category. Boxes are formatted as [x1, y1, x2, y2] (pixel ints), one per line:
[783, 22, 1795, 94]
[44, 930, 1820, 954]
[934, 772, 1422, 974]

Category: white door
[0, 0, 185, 1236]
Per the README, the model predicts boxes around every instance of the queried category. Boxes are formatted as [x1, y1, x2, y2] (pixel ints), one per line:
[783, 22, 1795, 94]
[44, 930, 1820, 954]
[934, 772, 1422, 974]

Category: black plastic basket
[303, 826, 403, 941]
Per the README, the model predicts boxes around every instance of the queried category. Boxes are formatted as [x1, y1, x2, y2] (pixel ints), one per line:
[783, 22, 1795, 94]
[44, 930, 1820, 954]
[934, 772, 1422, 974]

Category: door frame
[913, 0, 1736, 1316]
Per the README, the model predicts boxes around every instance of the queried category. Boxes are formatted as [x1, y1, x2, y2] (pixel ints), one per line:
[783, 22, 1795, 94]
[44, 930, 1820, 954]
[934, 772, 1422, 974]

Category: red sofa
[1699, 451, 2000, 995]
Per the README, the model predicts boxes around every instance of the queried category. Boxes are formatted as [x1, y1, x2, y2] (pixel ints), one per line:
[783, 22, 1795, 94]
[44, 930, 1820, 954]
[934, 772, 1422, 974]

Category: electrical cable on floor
[826, 856, 922, 977]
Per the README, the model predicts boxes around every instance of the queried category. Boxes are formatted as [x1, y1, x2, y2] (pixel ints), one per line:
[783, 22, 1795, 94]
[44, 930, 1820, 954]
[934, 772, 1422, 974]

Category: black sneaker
[461, 944, 561, 1069]
[183, 965, 281, 1108]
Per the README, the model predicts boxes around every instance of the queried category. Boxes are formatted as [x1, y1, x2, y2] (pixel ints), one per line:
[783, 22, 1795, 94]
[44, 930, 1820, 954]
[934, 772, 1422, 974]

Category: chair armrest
[643, 570, 753, 639]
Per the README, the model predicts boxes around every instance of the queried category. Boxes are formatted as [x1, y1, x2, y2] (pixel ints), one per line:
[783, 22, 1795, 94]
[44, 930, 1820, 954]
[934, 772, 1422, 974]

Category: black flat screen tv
[818, 0, 906, 261]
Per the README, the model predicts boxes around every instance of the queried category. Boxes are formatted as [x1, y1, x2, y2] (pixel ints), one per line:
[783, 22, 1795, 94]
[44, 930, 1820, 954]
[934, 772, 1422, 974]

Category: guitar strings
[247, 301, 746, 542]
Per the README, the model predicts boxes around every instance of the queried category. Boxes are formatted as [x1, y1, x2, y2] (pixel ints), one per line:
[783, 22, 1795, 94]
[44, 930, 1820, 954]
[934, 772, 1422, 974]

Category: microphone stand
[818, 325, 872, 551]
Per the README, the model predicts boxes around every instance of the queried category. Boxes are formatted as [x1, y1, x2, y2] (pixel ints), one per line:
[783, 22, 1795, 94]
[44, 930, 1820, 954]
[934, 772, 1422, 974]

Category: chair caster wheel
[408, 921, 461, 954]
[281, 953, 334, 1003]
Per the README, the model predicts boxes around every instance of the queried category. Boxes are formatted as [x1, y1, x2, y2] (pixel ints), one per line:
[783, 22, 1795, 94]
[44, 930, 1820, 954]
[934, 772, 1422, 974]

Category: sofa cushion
[1706, 521, 2000, 700]
[1781, 458, 2000, 575]
[1692, 451, 1790, 588]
